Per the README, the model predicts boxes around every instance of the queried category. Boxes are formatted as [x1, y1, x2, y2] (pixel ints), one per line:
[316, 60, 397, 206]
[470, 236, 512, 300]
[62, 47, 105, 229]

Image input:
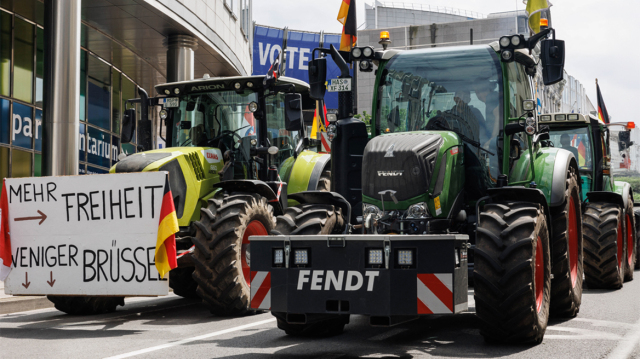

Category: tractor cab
[541, 113, 611, 199]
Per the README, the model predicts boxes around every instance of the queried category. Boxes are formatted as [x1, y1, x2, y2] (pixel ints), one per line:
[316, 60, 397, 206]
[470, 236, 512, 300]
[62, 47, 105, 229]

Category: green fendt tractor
[250, 29, 585, 343]
[544, 113, 636, 288]
[47, 61, 333, 315]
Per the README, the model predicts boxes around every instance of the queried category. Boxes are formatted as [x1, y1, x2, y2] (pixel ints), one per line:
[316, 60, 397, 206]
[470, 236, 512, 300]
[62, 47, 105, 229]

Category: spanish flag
[526, 0, 552, 34]
[155, 177, 179, 279]
[596, 80, 610, 124]
[338, 0, 357, 51]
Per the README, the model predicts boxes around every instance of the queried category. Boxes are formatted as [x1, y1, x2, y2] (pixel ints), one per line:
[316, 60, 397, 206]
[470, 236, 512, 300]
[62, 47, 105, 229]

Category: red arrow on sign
[14, 210, 47, 225]
[47, 271, 56, 287]
[22, 272, 30, 289]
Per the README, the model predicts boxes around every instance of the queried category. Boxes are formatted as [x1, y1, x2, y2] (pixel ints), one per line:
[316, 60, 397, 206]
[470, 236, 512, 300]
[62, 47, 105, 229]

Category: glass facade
[0, 5, 142, 179]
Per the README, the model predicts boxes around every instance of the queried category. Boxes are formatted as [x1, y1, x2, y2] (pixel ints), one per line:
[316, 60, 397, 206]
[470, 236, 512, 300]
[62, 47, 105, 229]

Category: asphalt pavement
[3, 275, 640, 359]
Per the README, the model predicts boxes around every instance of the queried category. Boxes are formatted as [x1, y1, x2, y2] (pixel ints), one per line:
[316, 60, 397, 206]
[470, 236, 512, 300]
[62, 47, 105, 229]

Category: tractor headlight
[362, 46, 374, 58]
[540, 115, 552, 121]
[555, 114, 566, 121]
[407, 202, 428, 219]
[501, 50, 513, 61]
[499, 36, 511, 48]
[327, 124, 337, 141]
[174, 87, 180, 95]
[248, 101, 258, 113]
[568, 114, 579, 120]
[525, 117, 536, 126]
[164, 89, 171, 95]
[511, 35, 521, 47]
[159, 110, 168, 120]
[351, 47, 362, 59]
[273, 248, 284, 265]
[397, 249, 414, 266]
[363, 204, 382, 218]
[294, 249, 309, 265]
[368, 249, 384, 265]
[525, 125, 536, 135]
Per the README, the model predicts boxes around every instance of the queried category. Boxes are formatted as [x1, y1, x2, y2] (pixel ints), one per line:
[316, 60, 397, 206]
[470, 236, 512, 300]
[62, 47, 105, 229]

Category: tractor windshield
[549, 127, 592, 170]
[377, 46, 503, 181]
[171, 89, 259, 148]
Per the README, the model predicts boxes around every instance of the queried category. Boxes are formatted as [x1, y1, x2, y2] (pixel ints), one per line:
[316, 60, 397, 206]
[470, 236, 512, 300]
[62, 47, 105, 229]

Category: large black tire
[474, 201, 551, 344]
[191, 192, 275, 316]
[272, 203, 346, 336]
[624, 197, 636, 281]
[583, 202, 625, 289]
[169, 267, 199, 299]
[549, 170, 583, 318]
[273, 203, 345, 236]
[47, 296, 124, 315]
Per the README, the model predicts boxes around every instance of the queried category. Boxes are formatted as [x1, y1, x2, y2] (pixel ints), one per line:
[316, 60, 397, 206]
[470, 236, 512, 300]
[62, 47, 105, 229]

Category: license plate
[327, 78, 351, 92]
[164, 97, 179, 108]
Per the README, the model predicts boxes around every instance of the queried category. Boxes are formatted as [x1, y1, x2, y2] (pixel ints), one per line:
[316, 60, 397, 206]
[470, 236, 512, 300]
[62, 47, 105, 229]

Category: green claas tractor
[47, 61, 333, 315]
[543, 113, 636, 288]
[249, 29, 585, 343]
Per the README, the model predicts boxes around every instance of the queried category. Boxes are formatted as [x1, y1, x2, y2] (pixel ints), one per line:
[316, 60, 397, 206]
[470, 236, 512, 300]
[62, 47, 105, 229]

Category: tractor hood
[362, 132, 444, 202]
[110, 147, 224, 224]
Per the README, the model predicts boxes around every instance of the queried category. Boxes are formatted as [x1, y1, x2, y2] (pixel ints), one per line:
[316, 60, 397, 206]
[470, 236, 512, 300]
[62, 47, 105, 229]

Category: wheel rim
[535, 236, 544, 313]
[627, 215, 634, 267]
[617, 220, 624, 270]
[568, 197, 579, 288]
[241, 220, 268, 287]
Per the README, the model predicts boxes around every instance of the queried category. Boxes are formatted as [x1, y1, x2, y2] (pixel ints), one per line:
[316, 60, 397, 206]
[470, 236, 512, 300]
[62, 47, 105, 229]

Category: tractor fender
[548, 148, 580, 208]
[289, 191, 351, 233]
[287, 150, 331, 194]
[586, 191, 625, 209]
[486, 187, 552, 239]
[212, 180, 283, 215]
[614, 181, 634, 207]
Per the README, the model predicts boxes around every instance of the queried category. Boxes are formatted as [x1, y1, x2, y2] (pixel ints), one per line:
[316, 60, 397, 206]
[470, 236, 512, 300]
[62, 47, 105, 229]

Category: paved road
[3, 275, 640, 359]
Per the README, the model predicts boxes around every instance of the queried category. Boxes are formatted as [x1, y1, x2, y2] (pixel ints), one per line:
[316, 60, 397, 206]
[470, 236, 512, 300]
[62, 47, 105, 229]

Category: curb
[0, 296, 55, 315]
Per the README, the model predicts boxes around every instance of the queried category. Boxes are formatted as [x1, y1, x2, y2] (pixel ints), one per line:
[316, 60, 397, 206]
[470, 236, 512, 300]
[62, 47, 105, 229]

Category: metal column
[42, 0, 81, 176]
[164, 35, 198, 82]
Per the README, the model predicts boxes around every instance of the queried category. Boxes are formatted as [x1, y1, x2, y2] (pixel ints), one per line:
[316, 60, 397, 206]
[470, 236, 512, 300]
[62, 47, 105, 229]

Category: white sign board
[327, 78, 351, 92]
[3, 172, 170, 296]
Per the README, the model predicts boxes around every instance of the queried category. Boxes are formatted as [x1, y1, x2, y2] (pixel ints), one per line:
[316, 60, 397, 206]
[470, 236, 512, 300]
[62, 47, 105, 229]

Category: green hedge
[614, 176, 640, 201]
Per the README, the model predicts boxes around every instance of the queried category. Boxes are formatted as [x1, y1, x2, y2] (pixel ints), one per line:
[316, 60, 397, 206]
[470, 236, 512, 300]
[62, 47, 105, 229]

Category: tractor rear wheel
[549, 170, 583, 318]
[583, 202, 625, 289]
[624, 197, 636, 281]
[47, 296, 124, 315]
[169, 267, 199, 299]
[191, 192, 275, 316]
[474, 201, 550, 344]
[271, 203, 346, 336]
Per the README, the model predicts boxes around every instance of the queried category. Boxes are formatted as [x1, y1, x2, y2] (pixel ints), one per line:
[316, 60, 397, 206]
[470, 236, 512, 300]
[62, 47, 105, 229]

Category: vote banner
[253, 25, 348, 111]
[3, 172, 173, 296]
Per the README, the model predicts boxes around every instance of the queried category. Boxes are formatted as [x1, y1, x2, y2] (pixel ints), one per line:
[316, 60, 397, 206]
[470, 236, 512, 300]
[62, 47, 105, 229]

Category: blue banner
[253, 25, 346, 110]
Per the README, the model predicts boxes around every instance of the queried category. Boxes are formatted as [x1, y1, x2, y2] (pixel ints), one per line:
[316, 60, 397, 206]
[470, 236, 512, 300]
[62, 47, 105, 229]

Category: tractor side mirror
[308, 57, 327, 101]
[541, 38, 565, 86]
[121, 108, 136, 143]
[284, 93, 303, 132]
[619, 130, 633, 151]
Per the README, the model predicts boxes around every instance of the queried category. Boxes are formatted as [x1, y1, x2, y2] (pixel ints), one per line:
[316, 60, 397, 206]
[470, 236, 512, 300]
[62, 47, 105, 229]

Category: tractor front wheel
[474, 201, 551, 344]
[191, 192, 275, 316]
[549, 170, 583, 318]
[583, 202, 625, 289]
[624, 197, 636, 281]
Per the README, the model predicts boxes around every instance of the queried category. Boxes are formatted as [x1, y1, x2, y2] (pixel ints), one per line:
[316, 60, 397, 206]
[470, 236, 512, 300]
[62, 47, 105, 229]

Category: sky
[254, 0, 640, 124]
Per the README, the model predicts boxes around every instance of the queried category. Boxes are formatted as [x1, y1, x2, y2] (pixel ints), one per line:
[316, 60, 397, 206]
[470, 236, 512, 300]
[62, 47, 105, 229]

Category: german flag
[597, 80, 610, 124]
[338, 0, 357, 51]
[155, 177, 179, 279]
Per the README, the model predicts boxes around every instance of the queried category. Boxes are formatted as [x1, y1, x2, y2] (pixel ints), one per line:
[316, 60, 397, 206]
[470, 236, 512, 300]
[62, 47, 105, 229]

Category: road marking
[607, 316, 640, 359]
[544, 326, 621, 340]
[103, 318, 276, 359]
[368, 328, 407, 341]
[572, 318, 635, 329]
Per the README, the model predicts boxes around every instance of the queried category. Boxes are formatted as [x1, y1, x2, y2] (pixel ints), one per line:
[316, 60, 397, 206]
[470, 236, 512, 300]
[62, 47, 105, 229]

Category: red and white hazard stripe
[417, 273, 453, 314]
[319, 132, 331, 153]
[250, 271, 271, 310]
